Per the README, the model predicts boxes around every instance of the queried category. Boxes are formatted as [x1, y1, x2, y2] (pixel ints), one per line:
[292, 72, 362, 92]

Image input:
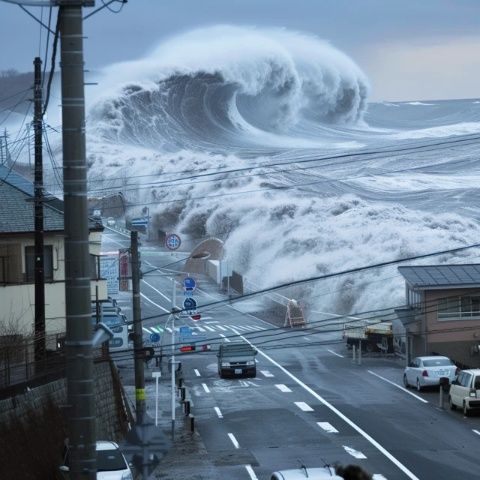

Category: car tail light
[200, 344, 211, 351]
[422, 370, 429, 377]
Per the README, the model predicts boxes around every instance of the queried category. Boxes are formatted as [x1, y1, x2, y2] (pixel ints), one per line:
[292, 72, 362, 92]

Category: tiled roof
[0, 165, 103, 233]
[398, 265, 480, 289]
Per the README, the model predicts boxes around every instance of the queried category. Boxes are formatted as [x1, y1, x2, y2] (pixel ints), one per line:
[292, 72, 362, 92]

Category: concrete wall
[206, 260, 220, 284]
[0, 360, 129, 441]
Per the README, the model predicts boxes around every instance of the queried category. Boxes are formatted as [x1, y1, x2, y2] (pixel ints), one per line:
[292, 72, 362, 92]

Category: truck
[217, 341, 257, 378]
[342, 319, 394, 353]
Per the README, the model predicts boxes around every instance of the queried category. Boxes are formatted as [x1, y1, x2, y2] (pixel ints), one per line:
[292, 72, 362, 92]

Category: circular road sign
[165, 233, 181, 251]
[150, 332, 161, 343]
[183, 277, 196, 291]
[183, 297, 197, 311]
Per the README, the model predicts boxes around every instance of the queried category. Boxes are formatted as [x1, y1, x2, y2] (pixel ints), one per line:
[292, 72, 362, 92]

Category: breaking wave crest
[89, 26, 369, 150]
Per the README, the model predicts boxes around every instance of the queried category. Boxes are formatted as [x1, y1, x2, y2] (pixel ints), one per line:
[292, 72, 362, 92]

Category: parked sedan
[403, 355, 458, 391]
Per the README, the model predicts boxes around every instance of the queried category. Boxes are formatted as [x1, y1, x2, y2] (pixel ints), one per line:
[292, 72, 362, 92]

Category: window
[438, 295, 480, 321]
[25, 246, 53, 282]
[0, 257, 5, 283]
[461, 373, 472, 388]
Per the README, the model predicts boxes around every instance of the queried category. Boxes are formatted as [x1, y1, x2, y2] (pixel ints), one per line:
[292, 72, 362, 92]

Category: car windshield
[97, 449, 127, 471]
[423, 359, 453, 367]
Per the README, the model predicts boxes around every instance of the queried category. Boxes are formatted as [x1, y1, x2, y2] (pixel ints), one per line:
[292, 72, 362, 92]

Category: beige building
[396, 265, 480, 368]
[0, 166, 107, 344]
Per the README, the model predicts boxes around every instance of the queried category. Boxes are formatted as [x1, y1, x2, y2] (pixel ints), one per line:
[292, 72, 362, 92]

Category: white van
[271, 466, 342, 479]
[449, 368, 480, 416]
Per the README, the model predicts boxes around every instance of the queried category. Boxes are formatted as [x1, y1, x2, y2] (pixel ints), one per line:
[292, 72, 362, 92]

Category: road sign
[179, 326, 192, 335]
[183, 297, 197, 311]
[183, 277, 196, 291]
[131, 217, 149, 227]
[150, 332, 161, 343]
[165, 233, 181, 250]
[100, 255, 119, 294]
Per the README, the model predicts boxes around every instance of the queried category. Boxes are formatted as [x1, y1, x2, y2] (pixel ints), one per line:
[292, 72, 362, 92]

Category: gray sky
[1, 0, 480, 101]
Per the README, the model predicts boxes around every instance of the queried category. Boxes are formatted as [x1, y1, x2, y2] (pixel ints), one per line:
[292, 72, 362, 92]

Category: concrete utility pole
[33, 56, 46, 367]
[59, 2, 96, 478]
[131, 230, 146, 424]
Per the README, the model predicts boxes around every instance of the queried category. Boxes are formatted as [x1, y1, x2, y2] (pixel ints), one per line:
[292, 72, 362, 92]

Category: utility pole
[59, 2, 96, 478]
[131, 230, 146, 424]
[33, 56, 46, 368]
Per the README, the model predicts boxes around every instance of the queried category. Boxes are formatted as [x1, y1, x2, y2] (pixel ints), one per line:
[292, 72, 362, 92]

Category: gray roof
[0, 165, 103, 234]
[398, 265, 480, 289]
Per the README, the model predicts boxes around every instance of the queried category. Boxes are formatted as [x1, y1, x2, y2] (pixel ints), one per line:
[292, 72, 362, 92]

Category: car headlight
[221, 362, 230, 367]
[246, 360, 255, 366]
[469, 389, 477, 398]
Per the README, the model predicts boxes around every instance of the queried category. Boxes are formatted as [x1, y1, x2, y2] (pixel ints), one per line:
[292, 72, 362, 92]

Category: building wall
[0, 231, 107, 337]
[423, 288, 480, 367]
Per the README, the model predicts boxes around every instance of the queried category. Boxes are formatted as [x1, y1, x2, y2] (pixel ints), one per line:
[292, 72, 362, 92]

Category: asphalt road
[101, 228, 480, 480]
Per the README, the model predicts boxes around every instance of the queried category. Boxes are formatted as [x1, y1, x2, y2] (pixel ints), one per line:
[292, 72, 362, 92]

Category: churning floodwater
[83, 26, 480, 317]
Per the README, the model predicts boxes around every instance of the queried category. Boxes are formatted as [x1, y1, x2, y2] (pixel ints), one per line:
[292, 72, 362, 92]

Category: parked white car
[271, 466, 342, 479]
[403, 355, 458, 391]
[449, 369, 480, 416]
[60, 440, 133, 479]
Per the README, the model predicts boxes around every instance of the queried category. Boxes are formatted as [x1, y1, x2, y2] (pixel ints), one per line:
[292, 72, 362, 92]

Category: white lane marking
[194, 369, 201, 377]
[245, 465, 259, 480]
[228, 433, 240, 449]
[237, 335, 420, 480]
[195, 326, 206, 332]
[473, 429, 480, 436]
[202, 383, 210, 393]
[343, 445, 367, 459]
[150, 326, 161, 333]
[317, 422, 339, 433]
[219, 333, 231, 343]
[368, 370, 428, 404]
[261, 370, 274, 378]
[203, 325, 215, 332]
[140, 292, 170, 313]
[328, 349, 344, 358]
[276, 384, 292, 393]
[166, 327, 172, 333]
[303, 336, 312, 342]
[234, 325, 250, 331]
[250, 326, 265, 331]
[142, 327, 151, 333]
[295, 401, 314, 412]
[216, 325, 228, 331]
[141, 279, 172, 304]
[214, 406, 223, 418]
[372, 475, 388, 480]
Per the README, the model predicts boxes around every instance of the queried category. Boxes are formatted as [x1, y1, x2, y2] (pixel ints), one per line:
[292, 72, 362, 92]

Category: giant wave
[89, 26, 369, 150]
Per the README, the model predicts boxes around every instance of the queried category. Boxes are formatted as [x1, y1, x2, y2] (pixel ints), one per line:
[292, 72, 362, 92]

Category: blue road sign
[165, 233, 181, 250]
[131, 217, 149, 227]
[179, 326, 192, 335]
[150, 332, 161, 343]
[183, 277, 196, 291]
[183, 297, 197, 311]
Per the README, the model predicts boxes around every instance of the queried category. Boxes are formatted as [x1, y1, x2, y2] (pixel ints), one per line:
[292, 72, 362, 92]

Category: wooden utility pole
[33, 56, 46, 366]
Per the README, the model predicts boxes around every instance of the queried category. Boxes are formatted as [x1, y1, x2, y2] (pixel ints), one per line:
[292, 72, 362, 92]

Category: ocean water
[83, 26, 480, 318]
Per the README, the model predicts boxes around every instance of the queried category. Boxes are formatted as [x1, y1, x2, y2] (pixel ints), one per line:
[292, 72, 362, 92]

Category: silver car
[403, 355, 458, 391]
[271, 466, 342, 479]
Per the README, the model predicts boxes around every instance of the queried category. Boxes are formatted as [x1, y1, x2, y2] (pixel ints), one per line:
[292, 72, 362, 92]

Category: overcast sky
[1, 0, 480, 101]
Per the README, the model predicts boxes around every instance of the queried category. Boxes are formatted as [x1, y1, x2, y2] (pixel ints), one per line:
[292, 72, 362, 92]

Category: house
[0, 165, 108, 346]
[396, 264, 480, 368]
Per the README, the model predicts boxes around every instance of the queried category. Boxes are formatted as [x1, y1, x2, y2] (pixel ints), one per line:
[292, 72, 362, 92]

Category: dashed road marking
[275, 384, 292, 393]
[203, 325, 215, 332]
[195, 326, 206, 332]
[245, 465, 259, 480]
[303, 336, 312, 342]
[228, 433, 240, 449]
[214, 407, 223, 418]
[142, 327, 151, 333]
[194, 369, 201, 377]
[328, 349, 344, 358]
[202, 383, 210, 393]
[373, 475, 388, 480]
[473, 429, 480, 436]
[239, 336, 420, 480]
[219, 334, 231, 342]
[343, 445, 367, 459]
[295, 401, 314, 412]
[165, 327, 172, 333]
[217, 325, 228, 331]
[317, 422, 338, 433]
[261, 370, 274, 378]
[368, 370, 428, 404]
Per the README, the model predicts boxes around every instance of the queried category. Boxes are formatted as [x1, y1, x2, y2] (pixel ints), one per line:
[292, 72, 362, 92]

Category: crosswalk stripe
[216, 325, 228, 331]
[194, 326, 206, 332]
[142, 327, 151, 333]
[203, 325, 215, 332]
[166, 327, 172, 333]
